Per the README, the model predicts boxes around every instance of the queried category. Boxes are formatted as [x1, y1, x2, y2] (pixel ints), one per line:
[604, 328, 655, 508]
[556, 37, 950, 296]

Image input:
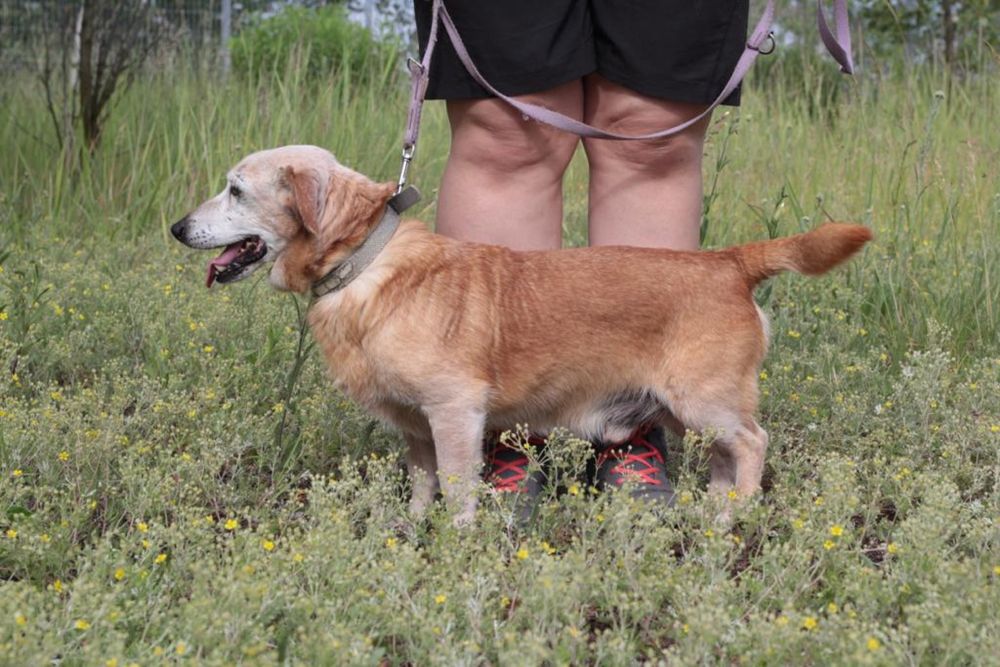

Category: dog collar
[311, 186, 420, 298]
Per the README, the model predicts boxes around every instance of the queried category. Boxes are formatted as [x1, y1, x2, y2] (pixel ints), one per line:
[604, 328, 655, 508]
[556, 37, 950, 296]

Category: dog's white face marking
[172, 145, 350, 288]
[178, 171, 285, 274]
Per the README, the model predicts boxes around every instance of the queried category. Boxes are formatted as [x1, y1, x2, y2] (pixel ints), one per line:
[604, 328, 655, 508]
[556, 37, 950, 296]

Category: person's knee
[583, 107, 708, 176]
[448, 101, 579, 181]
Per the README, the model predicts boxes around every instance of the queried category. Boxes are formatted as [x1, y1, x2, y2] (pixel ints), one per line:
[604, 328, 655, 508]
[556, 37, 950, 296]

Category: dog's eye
[229, 184, 242, 198]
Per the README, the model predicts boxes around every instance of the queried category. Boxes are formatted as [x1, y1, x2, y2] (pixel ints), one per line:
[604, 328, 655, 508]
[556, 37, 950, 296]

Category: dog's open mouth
[206, 236, 267, 287]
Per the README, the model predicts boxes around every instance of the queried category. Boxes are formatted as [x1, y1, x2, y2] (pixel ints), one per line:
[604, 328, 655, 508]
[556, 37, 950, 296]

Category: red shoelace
[484, 435, 545, 493]
[485, 451, 529, 492]
[597, 426, 666, 487]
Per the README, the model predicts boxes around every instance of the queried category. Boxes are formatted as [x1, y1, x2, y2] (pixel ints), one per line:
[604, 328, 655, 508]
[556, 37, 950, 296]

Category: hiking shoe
[484, 433, 547, 522]
[595, 425, 676, 505]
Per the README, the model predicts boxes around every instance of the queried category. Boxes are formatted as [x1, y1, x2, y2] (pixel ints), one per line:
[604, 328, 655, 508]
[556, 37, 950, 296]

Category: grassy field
[1, 51, 998, 665]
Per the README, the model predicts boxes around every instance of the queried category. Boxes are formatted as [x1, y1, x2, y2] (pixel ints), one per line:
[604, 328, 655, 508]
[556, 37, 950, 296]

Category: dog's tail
[732, 223, 872, 288]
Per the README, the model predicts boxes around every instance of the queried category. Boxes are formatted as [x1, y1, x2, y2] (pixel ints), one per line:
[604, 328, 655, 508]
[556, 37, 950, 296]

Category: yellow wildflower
[823, 540, 835, 550]
[542, 541, 556, 555]
[6, 529, 16, 539]
[154, 553, 168, 565]
[114, 568, 126, 581]
[12, 469, 22, 477]
[827, 602, 838, 614]
[137, 521, 149, 533]
[53, 579, 63, 593]
[263, 539, 276, 552]
[176, 642, 187, 655]
[886, 542, 899, 555]
[58, 451, 70, 462]
[787, 329, 801, 339]
[866, 637, 882, 651]
[515, 547, 530, 560]
[224, 518, 238, 531]
[75, 619, 91, 631]
[15, 613, 27, 626]
[801, 616, 817, 630]
[829, 524, 844, 537]
[568, 483, 580, 496]
[434, 594, 447, 604]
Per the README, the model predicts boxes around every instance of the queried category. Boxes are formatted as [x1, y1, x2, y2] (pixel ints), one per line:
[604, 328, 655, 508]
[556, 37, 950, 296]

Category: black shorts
[414, 0, 750, 105]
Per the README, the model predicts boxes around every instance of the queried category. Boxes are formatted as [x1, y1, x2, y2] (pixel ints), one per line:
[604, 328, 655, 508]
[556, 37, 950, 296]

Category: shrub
[230, 4, 398, 85]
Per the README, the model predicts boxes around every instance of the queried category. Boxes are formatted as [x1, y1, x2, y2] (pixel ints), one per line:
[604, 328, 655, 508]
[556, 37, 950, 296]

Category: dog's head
[171, 145, 394, 293]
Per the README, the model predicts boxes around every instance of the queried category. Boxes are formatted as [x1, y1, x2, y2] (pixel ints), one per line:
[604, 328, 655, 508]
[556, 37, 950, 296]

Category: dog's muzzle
[171, 216, 191, 243]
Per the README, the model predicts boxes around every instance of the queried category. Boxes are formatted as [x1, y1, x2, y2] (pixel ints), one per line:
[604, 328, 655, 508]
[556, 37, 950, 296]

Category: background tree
[33, 0, 166, 156]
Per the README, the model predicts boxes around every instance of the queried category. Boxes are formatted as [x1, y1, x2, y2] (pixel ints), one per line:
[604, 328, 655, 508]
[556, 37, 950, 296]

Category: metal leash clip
[751, 31, 776, 55]
[396, 144, 415, 194]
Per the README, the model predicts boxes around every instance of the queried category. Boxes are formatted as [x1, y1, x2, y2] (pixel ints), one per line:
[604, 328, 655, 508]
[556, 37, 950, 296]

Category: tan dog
[172, 145, 872, 524]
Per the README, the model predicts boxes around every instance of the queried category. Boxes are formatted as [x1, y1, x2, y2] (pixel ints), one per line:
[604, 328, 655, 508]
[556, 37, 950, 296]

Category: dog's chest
[307, 301, 406, 410]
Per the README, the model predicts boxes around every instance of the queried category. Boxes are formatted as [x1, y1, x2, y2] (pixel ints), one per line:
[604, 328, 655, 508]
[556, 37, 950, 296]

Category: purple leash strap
[817, 0, 854, 74]
[397, 0, 441, 191]
[398, 0, 853, 189]
[437, 0, 776, 141]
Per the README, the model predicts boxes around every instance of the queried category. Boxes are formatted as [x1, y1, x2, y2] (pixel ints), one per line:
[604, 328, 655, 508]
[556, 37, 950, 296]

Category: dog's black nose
[171, 216, 189, 242]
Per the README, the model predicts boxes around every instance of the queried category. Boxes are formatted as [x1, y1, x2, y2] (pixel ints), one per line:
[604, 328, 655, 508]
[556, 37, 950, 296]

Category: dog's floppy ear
[284, 166, 328, 236]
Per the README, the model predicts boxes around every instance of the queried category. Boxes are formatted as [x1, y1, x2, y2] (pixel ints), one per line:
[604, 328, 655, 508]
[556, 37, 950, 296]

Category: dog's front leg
[404, 433, 438, 518]
[425, 404, 486, 527]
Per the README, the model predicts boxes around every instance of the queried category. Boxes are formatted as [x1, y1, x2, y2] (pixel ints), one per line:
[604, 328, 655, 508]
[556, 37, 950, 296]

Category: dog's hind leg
[659, 361, 766, 507]
[732, 420, 768, 498]
[712, 420, 768, 500]
[707, 443, 737, 496]
[425, 403, 486, 527]
[403, 432, 438, 518]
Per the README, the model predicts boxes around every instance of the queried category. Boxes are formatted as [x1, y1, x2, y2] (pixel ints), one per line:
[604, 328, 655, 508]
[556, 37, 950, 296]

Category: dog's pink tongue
[206, 242, 243, 288]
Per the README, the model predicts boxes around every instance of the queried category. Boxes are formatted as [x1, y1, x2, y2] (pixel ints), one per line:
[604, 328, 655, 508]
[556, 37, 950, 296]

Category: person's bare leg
[583, 74, 711, 250]
[435, 81, 583, 250]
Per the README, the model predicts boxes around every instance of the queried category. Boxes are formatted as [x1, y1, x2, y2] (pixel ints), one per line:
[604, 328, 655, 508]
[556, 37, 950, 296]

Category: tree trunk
[942, 0, 956, 66]
[77, 0, 100, 151]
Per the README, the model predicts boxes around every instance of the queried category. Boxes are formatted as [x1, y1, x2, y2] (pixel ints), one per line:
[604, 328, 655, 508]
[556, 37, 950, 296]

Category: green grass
[0, 55, 998, 665]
